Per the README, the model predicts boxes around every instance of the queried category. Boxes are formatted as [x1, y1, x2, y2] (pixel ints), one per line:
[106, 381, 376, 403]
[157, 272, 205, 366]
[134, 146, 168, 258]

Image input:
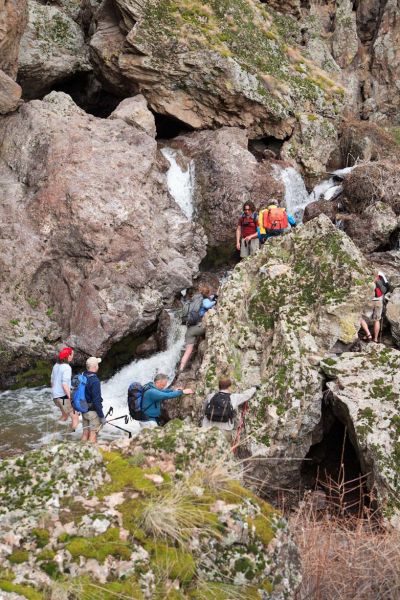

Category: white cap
[86, 356, 102, 370]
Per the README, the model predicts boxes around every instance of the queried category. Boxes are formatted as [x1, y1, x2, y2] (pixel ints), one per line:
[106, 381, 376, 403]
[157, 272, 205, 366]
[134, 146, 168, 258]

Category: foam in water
[161, 147, 195, 220]
[275, 165, 310, 222]
[0, 313, 186, 451]
[101, 312, 186, 435]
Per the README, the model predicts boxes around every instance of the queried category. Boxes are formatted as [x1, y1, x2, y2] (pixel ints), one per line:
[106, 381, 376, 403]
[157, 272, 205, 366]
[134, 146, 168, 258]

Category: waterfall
[161, 147, 195, 220]
[101, 312, 186, 435]
[0, 313, 186, 452]
[274, 165, 310, 222]
[310, 165, 356, 202]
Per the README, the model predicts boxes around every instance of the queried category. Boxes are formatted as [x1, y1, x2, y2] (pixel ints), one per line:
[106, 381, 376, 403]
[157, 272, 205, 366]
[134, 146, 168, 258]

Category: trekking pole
[106, 415, 130, 425]
[106, 421, 132, 438]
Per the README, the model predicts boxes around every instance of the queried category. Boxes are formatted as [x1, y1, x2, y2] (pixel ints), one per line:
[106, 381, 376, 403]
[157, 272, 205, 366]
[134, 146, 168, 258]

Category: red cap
[59, 347, 73, 360]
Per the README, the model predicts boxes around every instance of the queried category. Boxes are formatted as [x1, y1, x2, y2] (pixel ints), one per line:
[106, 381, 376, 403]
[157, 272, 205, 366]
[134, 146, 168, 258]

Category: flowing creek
[0, 315, 186, 456]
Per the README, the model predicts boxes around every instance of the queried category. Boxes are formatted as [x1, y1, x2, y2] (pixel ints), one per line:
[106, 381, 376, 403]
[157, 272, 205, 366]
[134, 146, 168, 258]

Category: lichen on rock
[0, 422, 301, 599]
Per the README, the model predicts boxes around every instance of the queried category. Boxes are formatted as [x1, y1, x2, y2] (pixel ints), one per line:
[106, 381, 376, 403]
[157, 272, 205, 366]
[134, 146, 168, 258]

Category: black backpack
[127, 382, 152, 420]
[205, 391, 234, 423]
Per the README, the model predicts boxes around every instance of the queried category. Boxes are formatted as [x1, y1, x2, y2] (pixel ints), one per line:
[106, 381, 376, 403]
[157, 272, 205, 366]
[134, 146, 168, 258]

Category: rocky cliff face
[195, 216, 400, 525]
[0, 91, 205, 386]
[0, 422, 302, 599]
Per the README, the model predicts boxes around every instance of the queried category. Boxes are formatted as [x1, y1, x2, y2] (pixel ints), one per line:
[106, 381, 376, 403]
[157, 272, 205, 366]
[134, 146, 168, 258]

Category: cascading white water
[0, 313, 186, 453]
[309, 165, 356, 202]
[161, 147, 195, 220]
[101, 312, 186, 436]
[275, 165, 310, 222]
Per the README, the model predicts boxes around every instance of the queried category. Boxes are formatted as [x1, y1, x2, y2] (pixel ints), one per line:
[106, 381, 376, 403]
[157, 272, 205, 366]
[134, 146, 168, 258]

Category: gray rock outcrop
[197, 215, 372, 493]
[0, 422, 302, 599]
[0, 91, 205, 386]
[18, 0, 91, 98]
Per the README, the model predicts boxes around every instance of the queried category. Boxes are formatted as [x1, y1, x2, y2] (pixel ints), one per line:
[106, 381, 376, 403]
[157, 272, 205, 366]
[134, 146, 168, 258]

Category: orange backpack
[263, 207, 289, 231]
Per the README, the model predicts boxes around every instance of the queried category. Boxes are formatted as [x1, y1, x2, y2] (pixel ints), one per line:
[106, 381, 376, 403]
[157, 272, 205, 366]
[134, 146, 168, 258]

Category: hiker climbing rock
[360, 272, 389, 343]
[139, 373, 193, 426]
[51, 347, 79, 430]
[179, 284, 217, 372]
[79, 357, 105, 443]
[258, 201, 296, 243]
[236, 201, 260, 258]
[202, 377, 257, 441]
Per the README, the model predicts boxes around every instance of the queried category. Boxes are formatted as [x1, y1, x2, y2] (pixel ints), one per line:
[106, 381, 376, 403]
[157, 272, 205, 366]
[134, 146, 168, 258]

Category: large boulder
[90, 0, 343, 138]
[0, 0, 28, 113]
[17, 0, 91, 98]
[0, 422, 302, 599]
[321, 345, 400, 527]
[0, 91, 205, 387]
[196, 215, 372, 494]
[169, 127, 285, 252]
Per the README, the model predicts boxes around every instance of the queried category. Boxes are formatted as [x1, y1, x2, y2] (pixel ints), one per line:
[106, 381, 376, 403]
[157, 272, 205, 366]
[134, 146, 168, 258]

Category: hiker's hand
[183, 388, 193, 395]
[236, 242, 240, 251]
[100, 417, 107, 425]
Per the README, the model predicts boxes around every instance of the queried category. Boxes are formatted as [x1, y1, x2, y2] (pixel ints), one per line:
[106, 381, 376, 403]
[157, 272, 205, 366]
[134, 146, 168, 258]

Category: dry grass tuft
[291, 500, 400, 600]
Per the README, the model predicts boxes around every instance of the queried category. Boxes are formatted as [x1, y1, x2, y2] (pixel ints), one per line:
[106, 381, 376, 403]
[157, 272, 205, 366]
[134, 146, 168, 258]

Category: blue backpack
[127, 382, 152, 420]
[71, 373, 90, 413]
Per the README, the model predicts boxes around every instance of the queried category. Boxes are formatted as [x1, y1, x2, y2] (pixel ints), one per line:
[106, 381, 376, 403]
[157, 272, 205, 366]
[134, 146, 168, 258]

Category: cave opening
[154, 112, 194, 140]
[50, 73, 123, 117]
[248, 136, 286, 161]
[301, 397, 373, 516]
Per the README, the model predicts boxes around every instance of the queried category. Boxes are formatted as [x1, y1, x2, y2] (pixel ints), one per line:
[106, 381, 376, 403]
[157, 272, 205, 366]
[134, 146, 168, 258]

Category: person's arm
[202, 298, 216, 310]
[151, 387, 184, 401]
[230, 387, 257, 410]
[236, 223, 242, 250]
[90, 378, 105, 419]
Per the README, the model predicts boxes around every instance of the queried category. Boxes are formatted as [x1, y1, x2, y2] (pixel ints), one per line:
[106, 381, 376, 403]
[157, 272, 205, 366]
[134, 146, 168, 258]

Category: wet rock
[109, 94, 156, 137]
[0, 423, 302, 598]
[18, 0, 91, 98]
[90, 0, 343, 137]
[0, 91, 205, 385]
[196, 215, 372, 496]
[135, 334, 158, 358]
[303, 198, 338, 224]
[321, 344, 400, 527]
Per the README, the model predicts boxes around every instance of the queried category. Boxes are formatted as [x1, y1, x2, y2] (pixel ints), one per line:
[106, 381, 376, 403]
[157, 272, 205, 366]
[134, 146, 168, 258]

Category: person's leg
[240, 239, 250, 258]
[179, 344, 195, 371]
[249, 238, 260, 255]
[373, 319, 380, 342]
[54, 398, 68, 421]
[360, 318, 372, 339]
[81, 414, 90, 441]
[87, 411, 101, 443]
[71, 410, 79, 430]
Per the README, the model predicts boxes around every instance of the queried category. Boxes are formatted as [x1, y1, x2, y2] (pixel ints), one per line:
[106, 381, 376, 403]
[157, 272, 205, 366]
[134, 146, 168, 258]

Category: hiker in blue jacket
[81, 356, 105, 443]
[141, 373, 193, 426]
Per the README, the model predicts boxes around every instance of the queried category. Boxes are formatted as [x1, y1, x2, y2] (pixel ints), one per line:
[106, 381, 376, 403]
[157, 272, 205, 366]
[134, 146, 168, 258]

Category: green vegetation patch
[8, 549, 29, 564]
[0, 580, 43, 600]
[32, 528, 50, 548]
[98, 450, 157, 496]
[65, 528, 132, 563]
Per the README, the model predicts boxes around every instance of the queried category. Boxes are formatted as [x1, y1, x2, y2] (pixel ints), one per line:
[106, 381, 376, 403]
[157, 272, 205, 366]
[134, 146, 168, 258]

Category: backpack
[375, 273, 390, 297]
[205, 391, 234, 423]
[127, 382, 152, 420]
[263, 207, 288, 232]
[71, 373, 90, 413]
[181, 294, 204, 326]
[240, 211, 258, 233]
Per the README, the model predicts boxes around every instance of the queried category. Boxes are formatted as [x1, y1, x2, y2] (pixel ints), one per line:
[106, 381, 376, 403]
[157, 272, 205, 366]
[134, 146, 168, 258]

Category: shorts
[362, 300, 383, 322]
[185, 323, 206, 345]
[82, 410, 101, 432]
[240, 238, 260, 258]
[53, 395, 73, 414]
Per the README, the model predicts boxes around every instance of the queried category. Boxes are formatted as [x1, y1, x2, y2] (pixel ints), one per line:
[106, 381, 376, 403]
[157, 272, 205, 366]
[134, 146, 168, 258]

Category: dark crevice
[51, 73, 123, 117]
[100, 322, 158, 379]
[154, 112, 194, 140]
[248, 136, 287, 161]
[301, 394, 375, 517]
